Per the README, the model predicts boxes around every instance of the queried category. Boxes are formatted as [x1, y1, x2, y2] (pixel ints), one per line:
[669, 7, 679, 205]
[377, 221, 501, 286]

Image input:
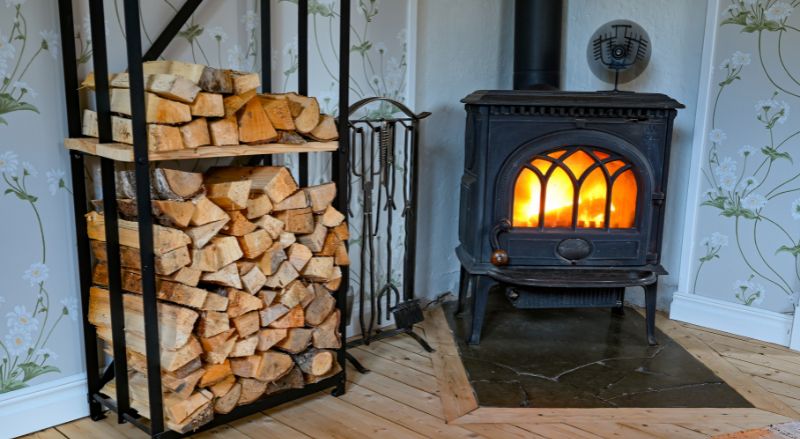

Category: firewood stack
[86, 165, 347, 433]
[80, 60, 338, 151]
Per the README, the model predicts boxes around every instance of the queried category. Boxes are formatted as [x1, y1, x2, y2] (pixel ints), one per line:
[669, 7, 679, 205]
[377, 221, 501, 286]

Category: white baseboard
[0, 373, 88, 438]
[670, 292, 792, 346]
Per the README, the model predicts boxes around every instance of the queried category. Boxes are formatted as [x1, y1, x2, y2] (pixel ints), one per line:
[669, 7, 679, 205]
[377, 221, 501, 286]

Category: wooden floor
[24, 307, 800, 439]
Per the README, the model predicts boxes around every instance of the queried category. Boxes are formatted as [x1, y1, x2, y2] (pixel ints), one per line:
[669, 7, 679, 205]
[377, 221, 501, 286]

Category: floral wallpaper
[0, 0, 411, 398]
[691, 0, 800, 313]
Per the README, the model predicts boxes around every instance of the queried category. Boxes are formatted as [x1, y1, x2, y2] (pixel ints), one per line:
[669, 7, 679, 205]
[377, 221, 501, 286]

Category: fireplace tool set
[344, 98, 433, 372]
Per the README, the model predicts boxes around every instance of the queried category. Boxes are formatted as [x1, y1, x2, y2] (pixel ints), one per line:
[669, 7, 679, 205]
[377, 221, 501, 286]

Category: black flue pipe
[513, 0, 563, 90]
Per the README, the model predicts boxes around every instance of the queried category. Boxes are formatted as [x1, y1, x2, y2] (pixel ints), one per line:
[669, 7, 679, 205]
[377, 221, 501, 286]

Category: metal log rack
[56, 1, 350, 437]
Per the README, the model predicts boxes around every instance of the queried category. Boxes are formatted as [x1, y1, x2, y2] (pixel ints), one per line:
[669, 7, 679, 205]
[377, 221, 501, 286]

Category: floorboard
[21, 305, 800, 439]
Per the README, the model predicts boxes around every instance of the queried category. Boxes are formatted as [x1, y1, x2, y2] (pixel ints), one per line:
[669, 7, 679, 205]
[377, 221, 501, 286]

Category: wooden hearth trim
[420, 307, 479, 421]
[423, 304, 800, 425]
[649, 311, 800, 419]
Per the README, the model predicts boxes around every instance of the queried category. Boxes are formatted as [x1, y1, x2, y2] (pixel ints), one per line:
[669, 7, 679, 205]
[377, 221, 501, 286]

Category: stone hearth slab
[444, 292, 753, 409]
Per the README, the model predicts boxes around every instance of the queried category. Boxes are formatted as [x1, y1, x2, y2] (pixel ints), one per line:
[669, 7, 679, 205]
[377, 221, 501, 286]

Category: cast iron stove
[456, 90, 683, 345]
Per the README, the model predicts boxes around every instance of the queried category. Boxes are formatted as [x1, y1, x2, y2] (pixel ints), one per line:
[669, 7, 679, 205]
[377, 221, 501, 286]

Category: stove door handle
[490, 219, 512, 266]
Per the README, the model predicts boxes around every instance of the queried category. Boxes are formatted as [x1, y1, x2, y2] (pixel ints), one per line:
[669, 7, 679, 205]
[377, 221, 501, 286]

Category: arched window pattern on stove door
[512, 147, 638, 229]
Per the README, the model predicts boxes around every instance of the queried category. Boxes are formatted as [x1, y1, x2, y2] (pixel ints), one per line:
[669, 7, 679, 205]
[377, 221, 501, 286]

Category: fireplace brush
[344, 97, 432, 373]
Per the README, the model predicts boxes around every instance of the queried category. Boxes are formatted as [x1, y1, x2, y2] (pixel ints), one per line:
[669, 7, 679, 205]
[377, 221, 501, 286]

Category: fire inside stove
[512, 147, 638, 229]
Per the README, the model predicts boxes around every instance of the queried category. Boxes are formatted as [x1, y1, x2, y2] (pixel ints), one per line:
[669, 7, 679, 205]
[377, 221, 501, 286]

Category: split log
[144, 60, 206, 84]
[168, 266, 202, 287]
[230, 71, 261, 94]
[265, 366, 304, 395]
[190, 197, 229, 227]
[277, 131, 306, 144]
[302, 256, 334, 282]
[237, 97, 278, 143]
[220, 211, 257, 236]
[320, 205, 345, 228]
[334, 243, 350, 266]
[214, 382, 241, 414]
[279, 232, 297, 249]
[95, 325, 202, 372]
[223, 89, 257, 117]
[268, 305, 304, 329]
[264, 261, 299, 289]
[151, 168, 204, 200]
[259, 304, 290, 328]
[201, 292, 229, 312]
[253, 215, 284, 239]
[274, 328, 312, 354]
[231, 355, 261, 378]
[230, 335, 259, 357]
[206, 180, 252, 210]
[163, 367, 204, 399]
[200, 328, 236, 364]
[305, 360, 341, 385]
[120, 270, 207, 309]
[90, 241, 189, 276]
[209, 375, 236, 398]
[88, 287, 198, 350]
[312, 309, 341, 349]
[232, 311, 260, 338]
[199, 359, 232, 387]
[261, 98, 295, 131]
[86, 212, 191, 256]
[286, 243, 312, 271]
[240, 265, 267, 294]
[83, 110, 184, 151]
[278, 281, 313, 309]
[164, 389, 213, 425]
[286, 94, 320, 133]
[190, 92, 224, 117]
[153, 200, 196, 228]
[331, 221, 350, 241]
[256, 243, 287, 276]
[237, 378, 267, 405]
[297, 222, 327, 252]
[257, 328, 287, 351]
[110, 89, 192, 124]
[201, 263, 242, 289]
[256, 351, 293, 382]
[318, 231, 341, 257]
[273, 190, 309, 211]
[226, 289, 264, 319]
[238, 229, 271, 259]
[198, 67, 233, 94]
[245, 194, 272, 219]
[324, 266, 343, 291]
[305, 292, 336, 326]
[259, 290, 279, 307]
[192, 236, 243, 272]
[275, 208, 314, 234]
[308, 114, 339, 141]
[208, 116, 239, 146]
[205, 167, 298, 204]
[186, 219, 229, 249]
[111, 72, 201, 103]
[294, 349, 334, 376]
[179, 118, 211, 148]
[197, 311, 230, 339]
[303, 183, 336, 213]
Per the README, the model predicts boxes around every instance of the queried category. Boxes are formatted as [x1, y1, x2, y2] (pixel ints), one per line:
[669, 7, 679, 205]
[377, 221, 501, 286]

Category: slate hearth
[445, 292, 753, 408]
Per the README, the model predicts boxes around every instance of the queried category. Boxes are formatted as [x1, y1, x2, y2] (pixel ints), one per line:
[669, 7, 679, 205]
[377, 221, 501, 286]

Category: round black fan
[587, 19, 651, 91]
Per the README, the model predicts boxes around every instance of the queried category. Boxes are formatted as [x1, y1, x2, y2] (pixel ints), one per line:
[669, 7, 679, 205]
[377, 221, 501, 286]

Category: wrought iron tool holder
[344, 98, 432, 369]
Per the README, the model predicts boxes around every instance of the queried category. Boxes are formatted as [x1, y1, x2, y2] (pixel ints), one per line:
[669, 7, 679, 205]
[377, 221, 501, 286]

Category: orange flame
[512, 150, 637, 229]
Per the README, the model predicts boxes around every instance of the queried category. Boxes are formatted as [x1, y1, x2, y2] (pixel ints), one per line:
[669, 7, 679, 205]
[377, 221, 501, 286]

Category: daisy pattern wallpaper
[0, 0, 410, 397]
[691, 0, 800, 314]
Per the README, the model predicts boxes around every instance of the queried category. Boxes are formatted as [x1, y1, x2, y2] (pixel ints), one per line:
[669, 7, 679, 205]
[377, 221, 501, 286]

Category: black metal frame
[57, 1, 351, 437]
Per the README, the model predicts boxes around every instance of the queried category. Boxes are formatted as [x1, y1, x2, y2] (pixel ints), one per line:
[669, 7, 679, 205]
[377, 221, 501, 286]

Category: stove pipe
[513, 0, 562, 90]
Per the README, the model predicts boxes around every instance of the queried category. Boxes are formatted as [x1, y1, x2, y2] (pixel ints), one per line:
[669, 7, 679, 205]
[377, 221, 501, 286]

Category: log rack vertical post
[57, 0, 352, 436]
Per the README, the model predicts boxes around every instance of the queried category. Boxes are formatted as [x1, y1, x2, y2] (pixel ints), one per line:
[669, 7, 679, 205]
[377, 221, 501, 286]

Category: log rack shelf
[64, 138, 339, 162]
[57, 0, 350, 437]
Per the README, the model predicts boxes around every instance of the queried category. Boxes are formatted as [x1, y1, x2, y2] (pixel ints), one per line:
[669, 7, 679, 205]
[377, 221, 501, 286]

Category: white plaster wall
[413, 0, 514, 299]
[563, 0, 708, 309]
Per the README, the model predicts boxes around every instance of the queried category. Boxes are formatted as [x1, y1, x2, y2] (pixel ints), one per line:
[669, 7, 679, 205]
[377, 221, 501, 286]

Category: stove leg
[644, 283, 658, 346]
[456, 266, 469, 316]
[468, 275, 493, 345]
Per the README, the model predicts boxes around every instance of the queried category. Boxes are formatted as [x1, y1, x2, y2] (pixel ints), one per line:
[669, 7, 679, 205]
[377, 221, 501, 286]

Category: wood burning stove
[456, 90, 683, 345]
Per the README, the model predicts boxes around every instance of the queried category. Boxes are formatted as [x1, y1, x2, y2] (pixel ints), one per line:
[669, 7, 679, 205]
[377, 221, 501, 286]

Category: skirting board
[670, 292, 792, 346]
[0, 373, 88, 438]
